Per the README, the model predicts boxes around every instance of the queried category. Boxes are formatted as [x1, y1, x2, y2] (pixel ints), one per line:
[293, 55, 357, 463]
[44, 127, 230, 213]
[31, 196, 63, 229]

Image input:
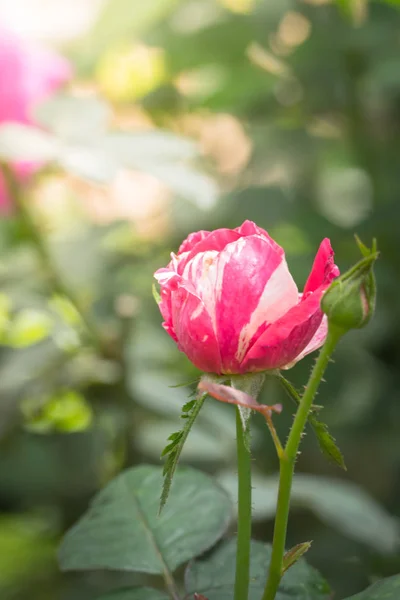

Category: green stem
[262, 327, 342, 600]
[1, 162, 108, 356]
[235, 405, 252, 600]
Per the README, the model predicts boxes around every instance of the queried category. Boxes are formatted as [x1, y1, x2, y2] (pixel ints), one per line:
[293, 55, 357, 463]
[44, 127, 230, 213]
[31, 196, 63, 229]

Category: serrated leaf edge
[277, 374, 346, 470]
[159, 393, 207, 514]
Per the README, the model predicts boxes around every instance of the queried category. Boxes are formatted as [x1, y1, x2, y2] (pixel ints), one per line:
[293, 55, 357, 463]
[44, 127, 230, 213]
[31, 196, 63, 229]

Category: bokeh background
[0, 0, 400, 598]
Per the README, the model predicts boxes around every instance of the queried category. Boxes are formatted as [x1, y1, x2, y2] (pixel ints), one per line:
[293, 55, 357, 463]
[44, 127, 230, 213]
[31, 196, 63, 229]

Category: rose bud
[321, 239, 378, 334]
[154, 220, 339, 374]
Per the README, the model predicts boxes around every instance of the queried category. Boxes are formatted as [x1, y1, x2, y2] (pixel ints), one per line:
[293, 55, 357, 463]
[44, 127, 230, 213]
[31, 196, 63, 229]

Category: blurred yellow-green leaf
[7, 310, 54, 348]
[21, 391, 93, 434]
[0, 515, 56, 594]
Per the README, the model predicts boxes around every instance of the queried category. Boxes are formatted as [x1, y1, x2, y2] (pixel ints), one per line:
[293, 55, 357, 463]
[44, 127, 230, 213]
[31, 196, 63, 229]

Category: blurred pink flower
[154, 220, 339, 374]
[0, 26, 72, 211]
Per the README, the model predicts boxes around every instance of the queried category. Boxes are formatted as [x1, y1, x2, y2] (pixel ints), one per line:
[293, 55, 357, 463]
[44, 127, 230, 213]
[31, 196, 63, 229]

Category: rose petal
[303, 238, 339, 296]
[177, 228, 242, 274]
[283, 315, 328, 369]
[171, 283, 222, 373]
[154, 269, 182, 342]
[178, 230, 211, 255]
[154, 226, 340, 376]
[242, 289, 326, 371]
[235, 220, 285, 255]
[212, 236, 298, 372]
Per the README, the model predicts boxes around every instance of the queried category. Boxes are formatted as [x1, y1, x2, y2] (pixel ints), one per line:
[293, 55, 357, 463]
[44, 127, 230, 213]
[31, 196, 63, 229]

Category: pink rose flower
[0, 26, 72, 211]
[154, 220, 339, 374]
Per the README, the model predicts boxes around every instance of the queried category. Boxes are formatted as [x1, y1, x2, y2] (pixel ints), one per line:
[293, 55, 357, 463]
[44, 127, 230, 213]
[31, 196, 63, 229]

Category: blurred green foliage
[1, 0, 400, 598]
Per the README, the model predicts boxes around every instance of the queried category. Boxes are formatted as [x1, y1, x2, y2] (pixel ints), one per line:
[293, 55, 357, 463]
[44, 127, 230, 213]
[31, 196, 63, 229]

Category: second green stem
[262, 326, 342, 600]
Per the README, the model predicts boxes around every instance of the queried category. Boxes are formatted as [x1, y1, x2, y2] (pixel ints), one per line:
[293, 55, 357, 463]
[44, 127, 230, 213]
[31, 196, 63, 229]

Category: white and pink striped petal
[241, 289, 325, 372]
[212, 235, 297, 372]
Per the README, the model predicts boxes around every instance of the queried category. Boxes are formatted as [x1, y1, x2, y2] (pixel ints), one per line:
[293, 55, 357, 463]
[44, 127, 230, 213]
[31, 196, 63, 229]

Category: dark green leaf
[167, 432, 183, 442]
[160, 441, 179, 456]
[278, 375, 346, 470]
[307, 414, 347, 470]
[184, 538, 330, 600]
[345, 575, 400, 599]
[218, 471, 400, 553]
[59, 465, 231, 576]
[97, 588, 169, 600]
[160, 394, 207, 513]
[182, 399, 197, 412]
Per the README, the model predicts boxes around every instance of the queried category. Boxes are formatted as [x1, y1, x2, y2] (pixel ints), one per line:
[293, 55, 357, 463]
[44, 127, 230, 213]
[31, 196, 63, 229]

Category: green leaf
[136, 421, 227, 463]
[278, 375, 346, 470]
[185, 538, 330, 600]
[307, 413, 347, 470]
[0, 514, 55, 590]
[345, 575, 400, 599]
[59, 465, 231, 575]
[0, 123, 57, 162]
[7, 309, 53, 348]
[21, 391, 93, 434]
[282, 541, 312, 575]
[97, 588, 169, 600]
[160, 394, 207, 513]
[182, 399, 197, 413]
[218, 471, 400, 553]
[335, 0, 368, 24]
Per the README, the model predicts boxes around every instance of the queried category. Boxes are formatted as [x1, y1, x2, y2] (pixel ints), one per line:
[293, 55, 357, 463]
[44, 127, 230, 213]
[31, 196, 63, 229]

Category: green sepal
[282, 541, 312, 575]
